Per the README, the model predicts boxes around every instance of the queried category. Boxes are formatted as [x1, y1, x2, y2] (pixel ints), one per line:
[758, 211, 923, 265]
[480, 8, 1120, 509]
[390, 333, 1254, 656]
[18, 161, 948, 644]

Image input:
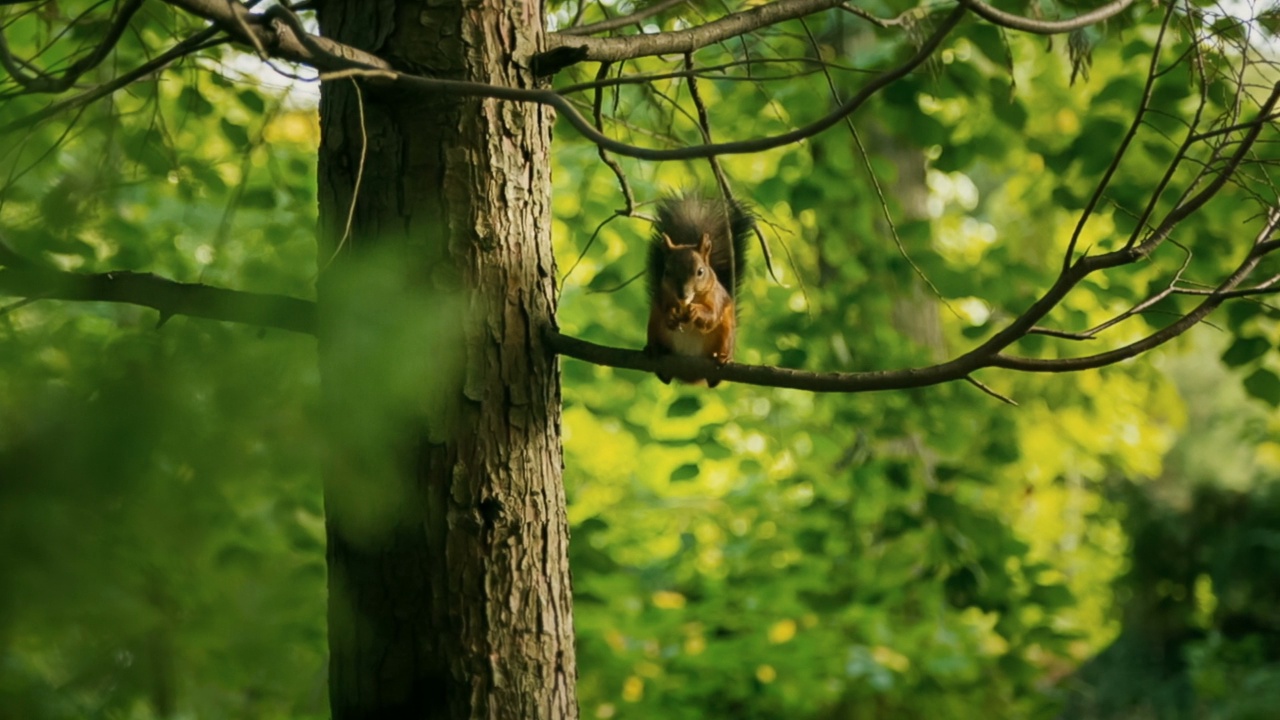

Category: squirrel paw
[667, 304, 692, 328]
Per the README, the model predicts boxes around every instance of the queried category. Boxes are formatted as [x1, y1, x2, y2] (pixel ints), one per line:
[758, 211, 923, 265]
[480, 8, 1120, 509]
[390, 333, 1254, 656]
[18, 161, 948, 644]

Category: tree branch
[0, 26, 227, 134]
[160, 0, 391, 71]
[560, 0, 689, 36]
[0, 0, 145, 94]
[544, 0, 844, 63]
[546, 230, 1271, 390]
[316, 5, 967, 160]
[957, 0, 1137, 35]
[147, 1, 963, 161]
[547, 329, 980, 392]
[553, 56, 875, 96]
[549, 147, 1280, 392]
[1062, 0, 1174, 269]
[991, 213, 1280, 372]
[0, 265, 316, 335]
[144, 0, 1146, 163]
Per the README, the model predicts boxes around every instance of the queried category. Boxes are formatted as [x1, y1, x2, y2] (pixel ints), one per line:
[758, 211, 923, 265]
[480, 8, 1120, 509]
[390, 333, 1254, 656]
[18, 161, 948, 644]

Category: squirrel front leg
[667, 302, 692, 329]
[709, 299, 735, 366]
[705, 302, 735, 388]
[686, 295, 724, 331]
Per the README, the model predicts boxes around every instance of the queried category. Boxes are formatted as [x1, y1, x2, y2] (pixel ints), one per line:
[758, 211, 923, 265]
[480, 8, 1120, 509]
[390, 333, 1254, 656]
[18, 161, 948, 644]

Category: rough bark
[314, 1, 576, 719]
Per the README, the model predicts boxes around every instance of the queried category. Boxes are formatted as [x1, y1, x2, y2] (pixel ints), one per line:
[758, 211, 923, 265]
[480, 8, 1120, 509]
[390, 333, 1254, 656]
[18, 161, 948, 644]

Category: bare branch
[547, 223, 1280, 391]
[0, 26, 226, 133]
[142, 0, 963, 160]
[0, 0, 145, 94]
[319, 6, 968, 160]
[837, 3, 915, 29]
[966, 376, 1017, 405]
[159, 0, 391, 71]
[554, 56, 875, 96]
[589, 62, 636, 215]
[683, 52, 732, 197]
[0, 262, 316, 335]
[560, 0, 689, 36]
[1174, 285, 1280, 299]
[1128, 82, 1280, 256]
[1063, 0, 1175, 269]
[545, 0, 844, 63]
[1026, 326, 1095, 341]
[957, 0, 1137, 35]
[939, 81, 1280, 370]
[542, 72, 1280, 394]
[547, 328, 981, 392]
[992, 214, 1280, 372]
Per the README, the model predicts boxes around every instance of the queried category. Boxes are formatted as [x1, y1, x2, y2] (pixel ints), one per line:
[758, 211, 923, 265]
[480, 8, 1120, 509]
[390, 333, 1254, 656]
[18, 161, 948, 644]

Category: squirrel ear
[663, 233, 679, 251]
[698, 233, 712, 256]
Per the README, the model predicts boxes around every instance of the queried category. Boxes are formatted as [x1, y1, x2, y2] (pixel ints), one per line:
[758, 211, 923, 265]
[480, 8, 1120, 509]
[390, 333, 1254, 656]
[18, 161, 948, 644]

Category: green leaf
[1243, 368, 1280, 406]
[1221, 336, 1271, 367]
[967, 24, 1012, 71]
[238, 89, 267, 113]
[670, 463, 699, 482]
[667, 395, 701, 418]
[991, 95, 1028, 131]
[1092, 77, 1144, 107]
[220, 118, 251, 147]
[241, 186, 278, 209]
[180, 85, 215, 117]
[1226, 301, 1263, 330]
[123, 129, 173, 175]
[1029, 583, 1075, 609]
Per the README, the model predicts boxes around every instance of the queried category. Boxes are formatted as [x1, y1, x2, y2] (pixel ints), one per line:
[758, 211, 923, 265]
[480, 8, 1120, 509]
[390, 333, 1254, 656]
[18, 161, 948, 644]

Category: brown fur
[645, 234, 736, 387]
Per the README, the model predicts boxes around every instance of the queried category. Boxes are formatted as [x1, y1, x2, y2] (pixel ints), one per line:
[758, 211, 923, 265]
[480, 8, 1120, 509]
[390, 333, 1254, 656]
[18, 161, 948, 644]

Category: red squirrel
[644, 196, 752, 387]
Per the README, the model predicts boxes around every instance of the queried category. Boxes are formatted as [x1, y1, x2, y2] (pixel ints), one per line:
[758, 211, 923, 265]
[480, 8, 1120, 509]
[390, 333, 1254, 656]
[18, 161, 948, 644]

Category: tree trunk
[313, 1, 576, 718]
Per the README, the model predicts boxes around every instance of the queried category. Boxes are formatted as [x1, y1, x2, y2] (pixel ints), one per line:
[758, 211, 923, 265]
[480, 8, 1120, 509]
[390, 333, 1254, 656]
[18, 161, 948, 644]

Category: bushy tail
[648, 195, 753, 299]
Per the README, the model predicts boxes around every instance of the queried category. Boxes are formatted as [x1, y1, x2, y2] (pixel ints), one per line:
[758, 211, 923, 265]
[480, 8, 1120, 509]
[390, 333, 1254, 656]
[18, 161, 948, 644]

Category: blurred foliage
[1061, 479, 1280, 720]
[1, 4, 325, 718]
[2, 0, 1280, 719]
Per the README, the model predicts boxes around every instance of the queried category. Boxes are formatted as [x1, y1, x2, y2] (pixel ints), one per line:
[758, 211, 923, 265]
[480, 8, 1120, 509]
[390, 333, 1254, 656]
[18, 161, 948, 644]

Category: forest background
[2, 0, 1280, 718]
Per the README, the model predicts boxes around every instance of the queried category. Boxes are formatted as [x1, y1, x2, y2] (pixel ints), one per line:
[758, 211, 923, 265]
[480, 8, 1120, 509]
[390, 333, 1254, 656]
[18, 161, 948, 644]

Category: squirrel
[644, 195, 753, 387]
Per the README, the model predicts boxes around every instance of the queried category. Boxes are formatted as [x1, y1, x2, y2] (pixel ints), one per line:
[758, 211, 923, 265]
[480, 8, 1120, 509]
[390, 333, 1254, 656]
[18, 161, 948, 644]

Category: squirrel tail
[648, 194, 753, 298]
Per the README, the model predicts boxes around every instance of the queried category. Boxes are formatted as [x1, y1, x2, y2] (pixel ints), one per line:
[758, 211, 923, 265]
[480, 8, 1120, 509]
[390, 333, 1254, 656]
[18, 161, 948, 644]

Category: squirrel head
[661, 233, 717, 305]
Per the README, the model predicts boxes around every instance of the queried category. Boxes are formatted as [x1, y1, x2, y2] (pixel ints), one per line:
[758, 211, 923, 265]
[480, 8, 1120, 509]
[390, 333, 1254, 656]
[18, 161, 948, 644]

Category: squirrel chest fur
[644, 197, 752, 387]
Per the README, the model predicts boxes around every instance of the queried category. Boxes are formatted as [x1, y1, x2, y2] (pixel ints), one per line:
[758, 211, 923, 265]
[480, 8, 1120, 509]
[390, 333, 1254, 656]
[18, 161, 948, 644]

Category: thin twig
[0, 0, 145, 94]
[965, 376, 1017, 405]
[199, 1, 970, 161]
[561, 0, 689, 36]
[1063, 0, 1175, 270]
[318, 77, 367, 275]
[957, 0, 1137, 36]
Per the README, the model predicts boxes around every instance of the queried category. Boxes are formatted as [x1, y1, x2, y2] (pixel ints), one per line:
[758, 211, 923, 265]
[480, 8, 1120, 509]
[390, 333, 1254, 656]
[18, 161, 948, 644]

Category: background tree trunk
[314, 1, 576, 718]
